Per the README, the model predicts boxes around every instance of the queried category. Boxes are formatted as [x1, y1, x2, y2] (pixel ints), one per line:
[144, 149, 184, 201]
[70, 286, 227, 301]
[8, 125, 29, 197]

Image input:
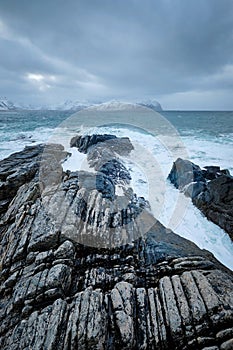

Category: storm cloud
[0, 0, 233, 109]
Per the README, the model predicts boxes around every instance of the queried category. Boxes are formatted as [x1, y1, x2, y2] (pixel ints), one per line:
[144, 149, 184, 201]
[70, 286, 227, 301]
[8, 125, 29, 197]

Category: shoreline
[0, 134, 233, 349]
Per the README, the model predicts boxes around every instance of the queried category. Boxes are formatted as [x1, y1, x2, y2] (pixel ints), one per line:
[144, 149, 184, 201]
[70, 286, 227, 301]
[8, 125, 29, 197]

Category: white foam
[1, 123, 232, 270]
[62, 126, 233, 270]
[159, 182, 233, 270]
[0, 127, 56, 160]
[182, 135, 233, 174]
[63, 148, 93, 173]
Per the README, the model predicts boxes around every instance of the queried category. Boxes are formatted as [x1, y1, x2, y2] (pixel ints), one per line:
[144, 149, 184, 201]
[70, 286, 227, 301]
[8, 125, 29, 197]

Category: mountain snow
[138, 98, 162, 111]
[55, 100, 92, 111]
[0, 98, 16, 111]
[58, 99, 162, 112]
[87, 100, 141, 111]
[0, 98, 162, 112]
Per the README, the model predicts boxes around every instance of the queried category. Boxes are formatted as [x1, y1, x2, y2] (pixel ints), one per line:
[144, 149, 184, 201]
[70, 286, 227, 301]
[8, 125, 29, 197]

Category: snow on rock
[55, 99, 92, 111]
[138, 98, 163, 111]
[0, 98, 163, 112]
[87, 100, 162, 112]
[0, 98, 16, 111]
[87, 100, 144, 111]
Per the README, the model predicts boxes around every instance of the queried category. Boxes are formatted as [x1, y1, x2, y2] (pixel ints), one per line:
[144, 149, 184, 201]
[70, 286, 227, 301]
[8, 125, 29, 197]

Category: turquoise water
[1, 109, 233, 137]
[0, 109, 232, 163]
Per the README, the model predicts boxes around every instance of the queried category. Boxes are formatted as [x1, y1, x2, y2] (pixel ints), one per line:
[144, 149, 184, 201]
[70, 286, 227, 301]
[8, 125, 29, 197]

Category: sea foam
[62, 126, 233, 270]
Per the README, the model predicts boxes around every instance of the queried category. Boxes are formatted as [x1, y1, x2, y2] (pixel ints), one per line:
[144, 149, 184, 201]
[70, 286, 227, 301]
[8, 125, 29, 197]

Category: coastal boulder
[168, 158, 233, 240]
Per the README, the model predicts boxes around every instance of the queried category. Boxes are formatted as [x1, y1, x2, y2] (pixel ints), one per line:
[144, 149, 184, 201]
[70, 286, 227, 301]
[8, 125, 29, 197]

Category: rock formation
[168, 158, 233, 241]
[0, 138, 233, 349]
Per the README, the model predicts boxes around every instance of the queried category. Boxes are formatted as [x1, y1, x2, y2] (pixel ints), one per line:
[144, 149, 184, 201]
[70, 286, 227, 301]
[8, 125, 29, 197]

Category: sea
[0, 108, 233, 270]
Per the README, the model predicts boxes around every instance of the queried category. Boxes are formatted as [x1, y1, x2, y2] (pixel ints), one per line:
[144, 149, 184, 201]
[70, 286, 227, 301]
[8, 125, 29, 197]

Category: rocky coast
[0, 135, 232, 350]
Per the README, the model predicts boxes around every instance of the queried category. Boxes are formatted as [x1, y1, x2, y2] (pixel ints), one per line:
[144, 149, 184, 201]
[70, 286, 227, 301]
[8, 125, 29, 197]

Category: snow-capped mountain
[54, 100, 93, 111]
[0, 98, 16, 111]
[0, 98, 162, 111]
[137, 98, 162, 111]
[86, 99, 162, 112]
[87, 100, 140, 111]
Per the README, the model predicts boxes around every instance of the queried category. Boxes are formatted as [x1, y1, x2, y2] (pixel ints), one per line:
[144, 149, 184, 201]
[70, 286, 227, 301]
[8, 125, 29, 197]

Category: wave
[0, 121, 232, 270]
[62, 125, 233, 270]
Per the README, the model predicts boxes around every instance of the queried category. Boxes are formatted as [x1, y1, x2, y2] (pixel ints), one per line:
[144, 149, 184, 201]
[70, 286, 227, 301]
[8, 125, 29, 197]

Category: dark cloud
[0, 0, 233, 109]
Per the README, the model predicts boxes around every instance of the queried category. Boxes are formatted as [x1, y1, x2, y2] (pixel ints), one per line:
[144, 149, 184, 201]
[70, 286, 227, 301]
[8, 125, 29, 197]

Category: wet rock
[183, 181, 206, 199]
[0, 139, 233, 349]
[216, 328, 233, 341]
[0, 143, 67, 216]
[168, 158, 233, 240]
[78, 171, 115, 200]
[54, 240, 75, 260]
[168, 158, 205, 189]
[71, 134, 133, 156]
[70, 134, 117, 152]
[220, 339, 233, 350]
[99, 159, 131, 185]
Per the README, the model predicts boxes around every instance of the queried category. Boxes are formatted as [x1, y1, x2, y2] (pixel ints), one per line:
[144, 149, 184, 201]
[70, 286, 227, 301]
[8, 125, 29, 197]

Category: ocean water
[0, 108, 233, 269]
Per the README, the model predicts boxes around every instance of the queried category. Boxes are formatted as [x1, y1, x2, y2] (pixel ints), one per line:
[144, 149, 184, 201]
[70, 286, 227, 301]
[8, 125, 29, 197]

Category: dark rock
[71, 134, 134, 158]
[168, 158, 205, 189]
[204, 166, 221, 172]
[168, 158, 233, 241]
[203, 166, 221, 180]
[70, 134, 117, 152]
[99, 159, 131, 185]
[0, 140, 233, 349]
[221, 169, 231, 176]
[220, 339, 233, 350]
[183, 181, 206, 199]
[0, 143, 67, 216]
[78, 170, 115, 200]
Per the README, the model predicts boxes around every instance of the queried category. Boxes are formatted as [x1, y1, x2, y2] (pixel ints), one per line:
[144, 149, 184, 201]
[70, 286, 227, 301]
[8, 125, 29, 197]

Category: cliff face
[0, 138, 233, 350]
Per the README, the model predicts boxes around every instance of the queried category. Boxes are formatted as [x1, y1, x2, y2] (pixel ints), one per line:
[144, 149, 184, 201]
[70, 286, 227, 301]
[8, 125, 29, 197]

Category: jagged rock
[0, 143, 67, 216]
[216, 328, 233, 341]
[54, 241, 75, 260]
[70, 134, 117, 152]
[78, 170, 115, 200]
[168, 158, 205, 189]
[168, 158, 233, 240]
[183, 181, 206, 198]
[70, 134, 133, 156]
[0, 139, 233, 349]
[70, 134, 134, 183]
[99, 159, 132, 185]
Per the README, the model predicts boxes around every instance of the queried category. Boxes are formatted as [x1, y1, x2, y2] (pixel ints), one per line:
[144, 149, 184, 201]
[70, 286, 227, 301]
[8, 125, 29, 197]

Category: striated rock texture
[168, 158, 233, 241]
[0, 139, 233, 350]
[0, 144, 67, 216]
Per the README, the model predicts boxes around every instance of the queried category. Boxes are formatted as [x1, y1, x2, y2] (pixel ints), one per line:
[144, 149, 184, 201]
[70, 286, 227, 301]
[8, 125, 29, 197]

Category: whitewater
[0, 108, 232, 270]
[62, 125, 233, 270]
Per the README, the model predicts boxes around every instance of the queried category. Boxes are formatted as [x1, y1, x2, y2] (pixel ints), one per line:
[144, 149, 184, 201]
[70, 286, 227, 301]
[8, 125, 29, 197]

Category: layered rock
[71, 134, 134, 187]
[0, 144, 67, 216]
[168, 158, 233, 241]
[0, 139, 233, 349]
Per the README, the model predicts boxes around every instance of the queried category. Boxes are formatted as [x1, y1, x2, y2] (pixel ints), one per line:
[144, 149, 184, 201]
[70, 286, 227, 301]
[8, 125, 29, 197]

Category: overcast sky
[0, 0, 233, 109]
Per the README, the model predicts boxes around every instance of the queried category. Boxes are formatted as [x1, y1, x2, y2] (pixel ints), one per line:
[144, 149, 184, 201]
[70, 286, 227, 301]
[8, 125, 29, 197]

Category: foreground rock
[0, 140, 233, 349]
[0, 144, 67, 216]
[168, 158, 233, 241]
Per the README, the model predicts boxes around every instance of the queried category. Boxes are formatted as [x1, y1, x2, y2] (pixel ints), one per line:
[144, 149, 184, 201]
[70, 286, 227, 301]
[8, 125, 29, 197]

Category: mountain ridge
[0, 98, 162, 111]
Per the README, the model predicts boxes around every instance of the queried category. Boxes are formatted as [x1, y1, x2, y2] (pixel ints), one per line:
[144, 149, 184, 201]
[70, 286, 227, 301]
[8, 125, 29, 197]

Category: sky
[0, 0, 233, 110]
